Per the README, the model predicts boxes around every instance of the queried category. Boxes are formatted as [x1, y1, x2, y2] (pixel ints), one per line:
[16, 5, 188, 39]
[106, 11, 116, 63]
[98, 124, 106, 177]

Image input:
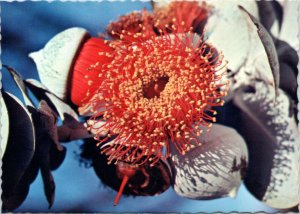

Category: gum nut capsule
[168, 124, 248, 200]
[92, 152, 172, 198]
[29, 28, 88, 101]
[29, 27, 113, 106]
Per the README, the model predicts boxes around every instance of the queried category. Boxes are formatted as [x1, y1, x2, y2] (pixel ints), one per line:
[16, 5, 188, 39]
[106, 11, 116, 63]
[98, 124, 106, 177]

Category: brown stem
[57, 124, 93, 142]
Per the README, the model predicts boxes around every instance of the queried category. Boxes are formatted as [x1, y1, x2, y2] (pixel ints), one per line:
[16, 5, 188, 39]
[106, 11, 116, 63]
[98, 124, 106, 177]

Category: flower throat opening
[143, 76, 169, 99]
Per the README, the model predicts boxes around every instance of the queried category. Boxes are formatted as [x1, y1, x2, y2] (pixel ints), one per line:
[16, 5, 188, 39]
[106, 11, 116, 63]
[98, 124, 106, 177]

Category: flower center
[143, 76, 169, 99]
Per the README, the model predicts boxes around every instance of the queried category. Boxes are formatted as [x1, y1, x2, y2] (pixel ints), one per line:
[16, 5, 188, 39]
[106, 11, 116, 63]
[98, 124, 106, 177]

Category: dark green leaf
[1, 149, 43, 212]
[25, 78, 78, 121]
[233, 81, 299, 209]
[276, 39, 299, 69]
[2, 181, 30, 212]
[3, 65, 34, 107]
[1, 92, 35, 200]
[0, 92, 9, 158]
[49, 145, 66, 171]
[41, 165, 55, 209]
[279, 63, 297, 101]
[256, 1, 282, 34]
[28, 100, 60, 208]
[276, 39, 298, 103]
[239, 5, 280, 96]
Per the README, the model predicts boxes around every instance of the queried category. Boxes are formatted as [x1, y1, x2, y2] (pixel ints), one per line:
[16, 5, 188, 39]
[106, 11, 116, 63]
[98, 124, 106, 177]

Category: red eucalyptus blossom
[66, 2, 229, 205]
[70, 7, 228, 164]
[77, 32, 227, 166]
